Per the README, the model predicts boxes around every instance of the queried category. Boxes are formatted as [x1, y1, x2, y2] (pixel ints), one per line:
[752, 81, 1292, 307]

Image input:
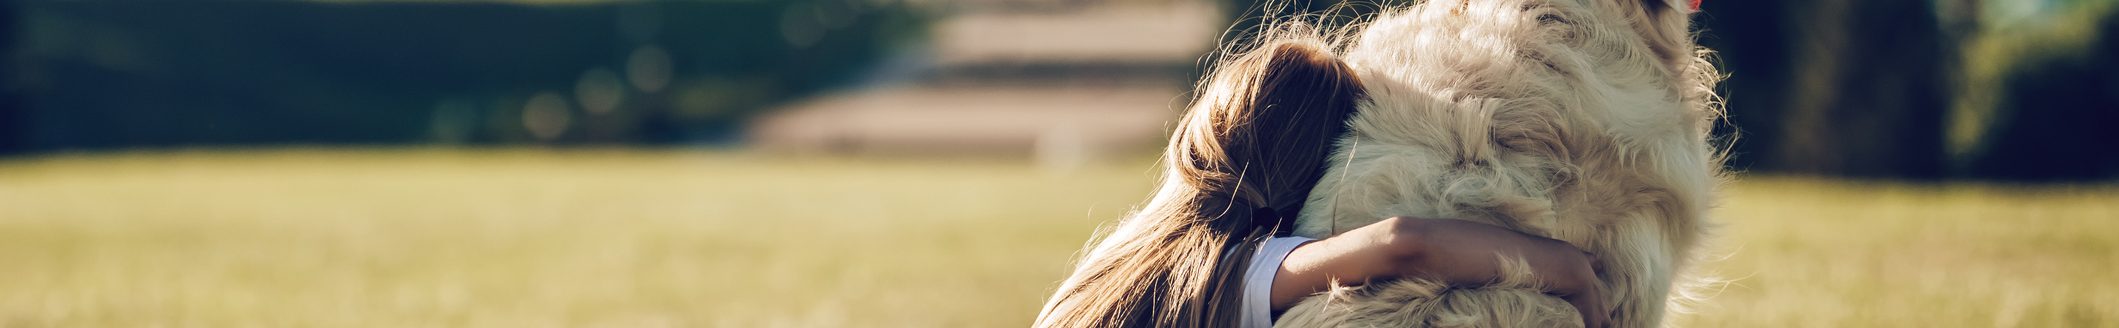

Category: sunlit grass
[1, 149, 2113, 327]
[1681, 178, 2119, 327]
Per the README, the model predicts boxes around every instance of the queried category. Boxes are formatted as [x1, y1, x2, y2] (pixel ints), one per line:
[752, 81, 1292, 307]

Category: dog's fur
[1253, 0, 1725, 327]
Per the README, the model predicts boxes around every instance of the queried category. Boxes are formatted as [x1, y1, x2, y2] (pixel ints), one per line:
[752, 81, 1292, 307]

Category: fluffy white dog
[1266, 0, 1724, 326]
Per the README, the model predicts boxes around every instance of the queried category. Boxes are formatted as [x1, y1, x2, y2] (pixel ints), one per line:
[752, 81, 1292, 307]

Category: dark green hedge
[4, 0, 927, 150]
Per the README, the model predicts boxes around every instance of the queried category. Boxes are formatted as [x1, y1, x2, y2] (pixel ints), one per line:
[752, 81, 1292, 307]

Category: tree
[1700, 0, 1952, 179]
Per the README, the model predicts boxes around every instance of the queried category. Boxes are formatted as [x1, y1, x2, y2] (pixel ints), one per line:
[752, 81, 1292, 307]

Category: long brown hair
[1034, 35, 1368, 327]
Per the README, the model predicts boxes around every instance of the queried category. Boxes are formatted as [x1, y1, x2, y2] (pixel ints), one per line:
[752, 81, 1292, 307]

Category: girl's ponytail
[1035, 35, 1368, 328]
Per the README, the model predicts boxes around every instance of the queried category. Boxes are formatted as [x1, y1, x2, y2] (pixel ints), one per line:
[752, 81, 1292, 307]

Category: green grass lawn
[1, 149, 2113, 327]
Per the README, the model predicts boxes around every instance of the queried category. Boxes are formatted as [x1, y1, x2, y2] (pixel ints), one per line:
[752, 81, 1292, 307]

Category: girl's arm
[1271, 217, 1609, 328]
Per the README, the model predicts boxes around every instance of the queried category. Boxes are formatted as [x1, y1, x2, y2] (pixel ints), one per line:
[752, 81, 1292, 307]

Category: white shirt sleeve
[1241, 236, 1316, 328]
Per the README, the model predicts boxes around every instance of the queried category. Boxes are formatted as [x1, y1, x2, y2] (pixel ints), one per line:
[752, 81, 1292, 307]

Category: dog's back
[1281, 0, 1721, 326]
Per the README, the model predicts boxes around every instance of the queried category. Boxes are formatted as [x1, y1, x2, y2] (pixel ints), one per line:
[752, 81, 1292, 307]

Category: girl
[1034, 40, 1608, 328]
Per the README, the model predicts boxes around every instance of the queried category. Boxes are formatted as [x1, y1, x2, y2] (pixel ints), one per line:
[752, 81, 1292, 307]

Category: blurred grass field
[0, 149, 2114, 327]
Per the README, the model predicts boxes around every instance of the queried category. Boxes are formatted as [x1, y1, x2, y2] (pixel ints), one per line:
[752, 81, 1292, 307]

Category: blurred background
[0, 0, 2113, 327]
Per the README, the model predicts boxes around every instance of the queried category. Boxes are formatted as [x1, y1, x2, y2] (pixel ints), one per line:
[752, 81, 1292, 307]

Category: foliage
[1953, 3, 2119, 181]
[4, 1, 929, 150]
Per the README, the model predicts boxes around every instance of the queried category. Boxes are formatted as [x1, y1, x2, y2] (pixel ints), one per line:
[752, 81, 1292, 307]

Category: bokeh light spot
[626, 45, 673, 93]
[574, 68, 626, 115]
[522, 92, 572, 141]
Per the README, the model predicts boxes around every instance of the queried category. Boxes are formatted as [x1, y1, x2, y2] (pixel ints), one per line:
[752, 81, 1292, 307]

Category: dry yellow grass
[0, 149, 2113, 327]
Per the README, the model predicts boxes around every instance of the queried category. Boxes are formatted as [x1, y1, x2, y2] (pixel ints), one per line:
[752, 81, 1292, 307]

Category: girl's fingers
[1570, 301, 1588, 326]
[1569, 297, 1606, 328]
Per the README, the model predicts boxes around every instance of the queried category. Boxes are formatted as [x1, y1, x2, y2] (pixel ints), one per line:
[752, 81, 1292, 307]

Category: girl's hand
[1382, 218, 1609, 328]
[1273, 217, 1608, 328]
